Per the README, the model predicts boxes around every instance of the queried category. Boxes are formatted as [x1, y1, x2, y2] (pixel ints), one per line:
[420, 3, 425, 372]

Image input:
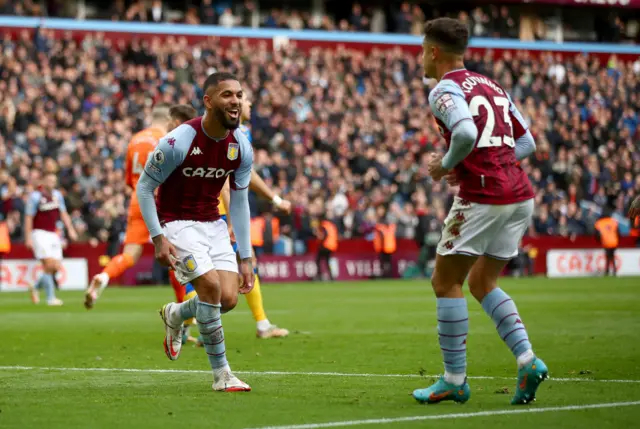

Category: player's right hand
[228, 224, 236, 242]
[444, 171, 459, 186]
[238, 259, 254, 294]
[427, 152, 449, 182]
[152, 235, 178, 270]
[278, 199, 293, 214]
[25, 238, 33, 251]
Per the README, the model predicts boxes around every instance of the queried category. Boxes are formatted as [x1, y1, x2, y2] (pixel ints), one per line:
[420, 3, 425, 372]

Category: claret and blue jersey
[136, 115, 254, 260]
[429, 69, 536, 205]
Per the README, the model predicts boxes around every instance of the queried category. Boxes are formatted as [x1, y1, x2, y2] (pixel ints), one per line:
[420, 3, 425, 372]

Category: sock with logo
[437, 298, 468, 385]
[481, 288, 533, 368]
[196, 301, 228, 370]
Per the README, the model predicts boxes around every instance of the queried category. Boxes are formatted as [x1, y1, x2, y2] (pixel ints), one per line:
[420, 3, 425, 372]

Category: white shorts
[31, 229, 63, 261]
[163, 219, 237, 284]
[437, 197, 534, 260]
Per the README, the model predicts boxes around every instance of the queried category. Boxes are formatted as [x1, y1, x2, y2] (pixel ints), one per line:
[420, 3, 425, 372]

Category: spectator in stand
[349, 4, 369, 32]
[394, 2, 412, 34]
[288, 11, 304, 31]
[199, 0, 216, 25]
[219, 8, 237, 28]
[148, 0, 165, 24]
[125, 0, 147, 22]
[108, 0, 125, 21]
[184, 6, 200, 25]
[241, 1, 257, 28]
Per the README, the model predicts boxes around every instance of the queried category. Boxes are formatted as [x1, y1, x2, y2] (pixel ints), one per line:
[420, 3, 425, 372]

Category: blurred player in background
[412, 18, 547, 406]
[84, 103, 173, 309]
[25, 173, 78, 306]
[138, 72, 254, 391]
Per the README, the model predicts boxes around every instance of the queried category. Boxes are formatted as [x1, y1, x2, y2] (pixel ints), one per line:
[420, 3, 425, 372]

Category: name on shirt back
[459, 75, 504, 95]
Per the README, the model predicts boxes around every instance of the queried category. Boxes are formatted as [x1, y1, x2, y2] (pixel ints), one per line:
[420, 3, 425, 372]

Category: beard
[214, 107, 240, 130]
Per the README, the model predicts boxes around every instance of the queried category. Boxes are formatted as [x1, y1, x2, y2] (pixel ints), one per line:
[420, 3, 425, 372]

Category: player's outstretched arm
[229, 134, 255, 293]
[249, 169, 292, 214]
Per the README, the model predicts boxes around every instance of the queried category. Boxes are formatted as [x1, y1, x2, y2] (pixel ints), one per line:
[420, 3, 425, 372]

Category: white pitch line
[0, 365, 638, 384]
[244, 401, 640, 429]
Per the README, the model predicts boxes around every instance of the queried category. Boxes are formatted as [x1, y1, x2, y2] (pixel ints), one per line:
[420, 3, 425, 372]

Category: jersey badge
[183, 255, 198, 273]
[152, 149, 165, 165]
[435, 93, 456, 118]
[227, 143, 239, 161]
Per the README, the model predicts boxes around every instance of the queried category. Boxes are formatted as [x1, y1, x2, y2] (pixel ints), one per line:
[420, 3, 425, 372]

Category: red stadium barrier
[4, 235, 637, 284]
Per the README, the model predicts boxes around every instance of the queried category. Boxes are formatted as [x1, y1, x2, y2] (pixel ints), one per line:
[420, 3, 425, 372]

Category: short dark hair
[202, 72, 239, 94]
[423, 18, 469, 54]
[169, 104, 198, 123]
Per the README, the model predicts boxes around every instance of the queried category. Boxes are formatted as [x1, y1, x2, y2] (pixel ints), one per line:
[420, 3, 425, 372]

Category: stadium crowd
[0, 24, 639, 253]
[3, 0, 639, 43]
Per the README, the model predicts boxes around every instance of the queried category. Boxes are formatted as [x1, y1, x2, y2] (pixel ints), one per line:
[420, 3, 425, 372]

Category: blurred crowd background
[3, 0, 640, 42]
[0, 0, 639, 257]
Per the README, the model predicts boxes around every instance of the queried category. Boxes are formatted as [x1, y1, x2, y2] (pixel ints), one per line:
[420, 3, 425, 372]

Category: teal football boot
[413, 376, 471, 404]
[511, 357, 549, 405]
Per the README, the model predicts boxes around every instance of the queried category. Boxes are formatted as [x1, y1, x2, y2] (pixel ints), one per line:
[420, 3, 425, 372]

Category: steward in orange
[594, 210, 620, 277]
[315, 216, 338, 281]
[374, 219, 397, 279]
[251, 214, 280, 256]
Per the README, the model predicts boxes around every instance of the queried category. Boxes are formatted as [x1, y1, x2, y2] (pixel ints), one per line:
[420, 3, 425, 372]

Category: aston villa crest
[227, 143, 239, 161]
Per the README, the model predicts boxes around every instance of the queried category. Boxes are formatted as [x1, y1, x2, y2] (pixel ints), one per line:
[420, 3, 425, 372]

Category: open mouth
[227, 109, 239, 120]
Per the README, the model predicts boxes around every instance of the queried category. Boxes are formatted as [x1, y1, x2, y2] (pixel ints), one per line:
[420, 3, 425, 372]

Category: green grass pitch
[1, 277, 640, 428]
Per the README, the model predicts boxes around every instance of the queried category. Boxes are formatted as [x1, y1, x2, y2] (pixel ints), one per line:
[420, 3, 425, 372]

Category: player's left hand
[628, 196, 640, 222]
[427, 153, 449, 181]
[238, 258, 254, 294]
